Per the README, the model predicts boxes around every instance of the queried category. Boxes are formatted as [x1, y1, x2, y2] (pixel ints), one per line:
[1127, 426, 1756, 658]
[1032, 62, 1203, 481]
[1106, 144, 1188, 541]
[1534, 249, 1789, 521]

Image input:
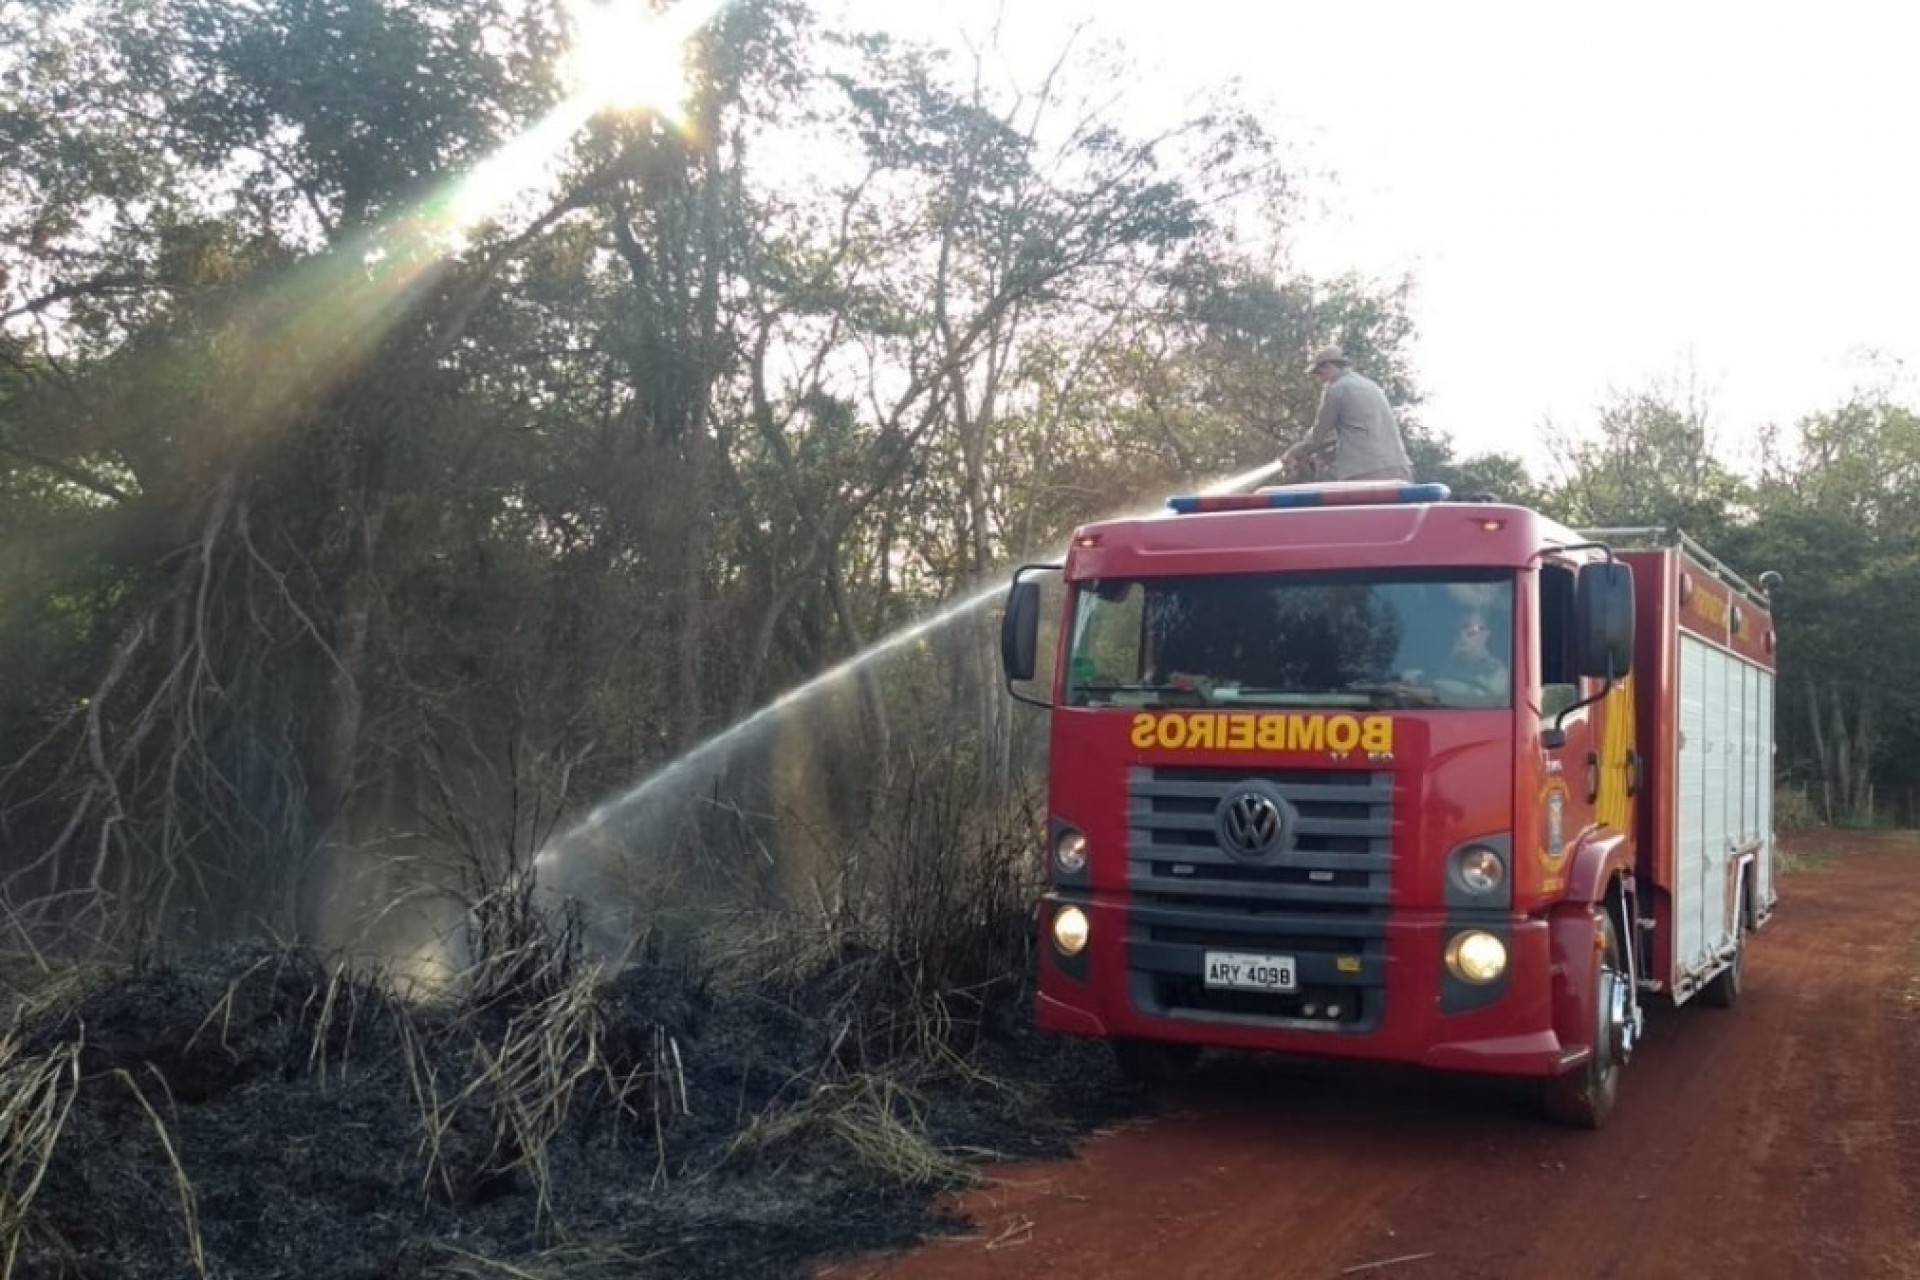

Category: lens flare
[440, 104, 594, 243]
[430, 0, 731, 245]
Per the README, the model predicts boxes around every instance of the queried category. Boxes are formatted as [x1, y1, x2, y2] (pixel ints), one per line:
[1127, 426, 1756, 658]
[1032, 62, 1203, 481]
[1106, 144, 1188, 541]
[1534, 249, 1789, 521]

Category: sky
[825, 0, 1920, 477]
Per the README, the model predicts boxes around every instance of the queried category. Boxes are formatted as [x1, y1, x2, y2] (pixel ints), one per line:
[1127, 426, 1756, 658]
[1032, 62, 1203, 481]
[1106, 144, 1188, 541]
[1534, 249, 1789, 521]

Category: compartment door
[1676, 636, 1709, 970]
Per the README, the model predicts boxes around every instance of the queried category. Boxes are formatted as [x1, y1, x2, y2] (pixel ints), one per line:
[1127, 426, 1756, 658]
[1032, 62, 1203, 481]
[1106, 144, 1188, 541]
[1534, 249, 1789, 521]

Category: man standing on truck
[1282, 345, 1414, 482]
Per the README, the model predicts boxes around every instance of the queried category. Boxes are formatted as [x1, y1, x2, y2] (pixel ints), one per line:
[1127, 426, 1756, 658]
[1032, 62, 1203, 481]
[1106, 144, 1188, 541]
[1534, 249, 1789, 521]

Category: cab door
[1533, 560, 1602, 874]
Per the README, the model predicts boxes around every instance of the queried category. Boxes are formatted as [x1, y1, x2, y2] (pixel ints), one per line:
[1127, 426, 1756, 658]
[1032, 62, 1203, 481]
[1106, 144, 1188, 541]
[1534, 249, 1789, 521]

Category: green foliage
[1729, 397, 1920, 825]
[1772, 781, 1823, 833]
[1414, 444, 1545, 508]
[1533, 382, 1920, 827]
[1539, 389, 1748, 537]
[0, 0, 1477, 949]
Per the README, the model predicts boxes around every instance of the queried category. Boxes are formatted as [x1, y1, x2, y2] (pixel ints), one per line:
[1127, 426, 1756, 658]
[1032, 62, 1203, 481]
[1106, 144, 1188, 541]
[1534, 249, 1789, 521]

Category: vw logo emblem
[1215, 785, 1294, 861]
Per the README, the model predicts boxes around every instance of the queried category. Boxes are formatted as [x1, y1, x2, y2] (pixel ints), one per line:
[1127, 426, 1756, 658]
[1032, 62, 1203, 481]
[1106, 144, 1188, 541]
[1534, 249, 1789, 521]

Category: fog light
[1445, 929, 1508, 984]
[1054, 830, 1089, 875]
[1326, 1003, 1343, 1019]
[1052, 905, 1090, 956]
[1449, 845, 1506, 895]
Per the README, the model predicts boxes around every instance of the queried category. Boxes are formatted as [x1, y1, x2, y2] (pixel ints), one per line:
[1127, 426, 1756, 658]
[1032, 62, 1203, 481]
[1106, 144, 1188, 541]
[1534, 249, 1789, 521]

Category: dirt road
[828, 833, 1920, 1280]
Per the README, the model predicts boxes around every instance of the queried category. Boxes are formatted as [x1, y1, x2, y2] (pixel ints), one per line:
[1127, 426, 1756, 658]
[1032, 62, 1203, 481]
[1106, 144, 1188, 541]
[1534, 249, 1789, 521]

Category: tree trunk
[1805, 677, 1878, 826]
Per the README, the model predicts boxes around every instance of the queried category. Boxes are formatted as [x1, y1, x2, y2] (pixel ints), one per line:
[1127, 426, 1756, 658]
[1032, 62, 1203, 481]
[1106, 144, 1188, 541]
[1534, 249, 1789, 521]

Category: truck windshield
[1066, 569, 1515, 710]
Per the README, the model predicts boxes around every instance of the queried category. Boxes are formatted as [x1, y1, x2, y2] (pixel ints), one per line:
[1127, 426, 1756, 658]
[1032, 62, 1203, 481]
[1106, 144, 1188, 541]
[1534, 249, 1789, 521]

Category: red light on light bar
[1168, 494, 1272, 513]
[1167, 482, 1452, 513]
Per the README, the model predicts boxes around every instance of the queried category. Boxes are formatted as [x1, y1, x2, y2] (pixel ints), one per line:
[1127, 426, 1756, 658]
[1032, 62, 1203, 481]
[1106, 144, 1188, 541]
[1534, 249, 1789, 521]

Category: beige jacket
[1306, 370, 1412, 480]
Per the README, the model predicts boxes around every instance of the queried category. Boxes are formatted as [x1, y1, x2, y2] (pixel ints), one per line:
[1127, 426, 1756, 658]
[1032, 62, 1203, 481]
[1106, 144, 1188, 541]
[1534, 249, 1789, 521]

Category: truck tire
[1113, 1038, 1201, 1087]
[1541, 910, 1627, 1129]
[1698, 920, 1747, 1009]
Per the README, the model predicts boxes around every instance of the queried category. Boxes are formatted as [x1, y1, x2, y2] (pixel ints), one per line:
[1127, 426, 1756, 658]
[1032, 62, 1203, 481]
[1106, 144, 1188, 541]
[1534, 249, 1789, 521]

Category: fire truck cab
[1000, 481, 1777, 1127]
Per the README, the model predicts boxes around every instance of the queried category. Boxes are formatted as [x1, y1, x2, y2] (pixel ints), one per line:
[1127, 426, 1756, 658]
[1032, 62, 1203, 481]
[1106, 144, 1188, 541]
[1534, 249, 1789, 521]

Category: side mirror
[1574, 560, 1634, 679]
[1001, 579, 1042, 683]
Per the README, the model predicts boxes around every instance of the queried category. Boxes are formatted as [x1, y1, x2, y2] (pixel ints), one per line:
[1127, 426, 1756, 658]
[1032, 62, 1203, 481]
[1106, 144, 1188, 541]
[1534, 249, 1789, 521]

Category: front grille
[1124, 766, 1394, 1031]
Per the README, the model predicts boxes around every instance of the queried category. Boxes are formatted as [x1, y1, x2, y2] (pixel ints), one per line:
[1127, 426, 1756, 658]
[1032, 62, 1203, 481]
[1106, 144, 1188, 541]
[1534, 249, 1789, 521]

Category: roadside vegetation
[0, 766, 1135, 1280]
[1, 0, 1916, 1275]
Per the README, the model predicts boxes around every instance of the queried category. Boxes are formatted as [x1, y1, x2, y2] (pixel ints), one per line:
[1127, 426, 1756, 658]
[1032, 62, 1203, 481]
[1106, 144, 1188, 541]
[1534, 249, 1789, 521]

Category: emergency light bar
[1167, 481, 1452, 514]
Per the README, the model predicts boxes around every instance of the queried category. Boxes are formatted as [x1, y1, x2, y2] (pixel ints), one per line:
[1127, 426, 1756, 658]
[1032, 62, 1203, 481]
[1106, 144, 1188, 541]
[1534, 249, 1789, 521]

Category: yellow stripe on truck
[1595, 677, 1635, 831]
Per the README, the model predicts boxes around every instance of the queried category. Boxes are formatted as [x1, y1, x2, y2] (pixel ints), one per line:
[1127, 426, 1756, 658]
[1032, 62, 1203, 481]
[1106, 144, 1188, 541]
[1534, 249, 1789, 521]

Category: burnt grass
[1, 941, 1139, 1280]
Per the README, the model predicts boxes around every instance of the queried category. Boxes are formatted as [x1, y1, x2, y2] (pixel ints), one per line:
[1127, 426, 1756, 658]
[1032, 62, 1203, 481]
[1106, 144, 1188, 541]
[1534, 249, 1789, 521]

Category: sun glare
[563, 0, 729, 120]
[442, 104, 593, 240]
[426, 0, 729, 245]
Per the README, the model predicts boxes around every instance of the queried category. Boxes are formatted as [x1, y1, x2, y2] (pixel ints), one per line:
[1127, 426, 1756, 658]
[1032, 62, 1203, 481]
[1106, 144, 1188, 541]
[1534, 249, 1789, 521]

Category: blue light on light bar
[1167, 482, 1453, 513]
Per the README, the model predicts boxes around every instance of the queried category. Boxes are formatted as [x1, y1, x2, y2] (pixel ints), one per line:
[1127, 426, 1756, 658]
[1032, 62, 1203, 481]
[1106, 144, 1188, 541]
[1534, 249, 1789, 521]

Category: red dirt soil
[827, 832, 1920, 1280]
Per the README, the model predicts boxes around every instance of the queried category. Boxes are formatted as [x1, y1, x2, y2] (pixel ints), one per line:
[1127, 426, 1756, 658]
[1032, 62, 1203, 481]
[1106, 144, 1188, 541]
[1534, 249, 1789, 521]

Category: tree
[1539, 383, 1748, 537]
[1729, 398, 1920, 824]
[0, 0, 1468, 951]
[0, 0, 570, 938]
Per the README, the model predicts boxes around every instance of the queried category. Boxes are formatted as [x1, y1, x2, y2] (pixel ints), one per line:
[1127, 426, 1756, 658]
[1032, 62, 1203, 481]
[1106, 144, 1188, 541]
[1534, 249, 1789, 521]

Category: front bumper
[1035, 894, 1582, 1079]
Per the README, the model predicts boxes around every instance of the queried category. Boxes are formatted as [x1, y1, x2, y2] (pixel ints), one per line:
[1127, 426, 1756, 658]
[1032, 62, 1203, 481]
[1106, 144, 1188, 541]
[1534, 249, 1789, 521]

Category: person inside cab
[1393, 591, 1512, 707]
[1437, 611, 1509, 697]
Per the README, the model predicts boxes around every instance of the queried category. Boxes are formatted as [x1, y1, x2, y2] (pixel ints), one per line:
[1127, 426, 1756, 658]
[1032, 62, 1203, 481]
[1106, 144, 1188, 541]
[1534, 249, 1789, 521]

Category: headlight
[1449, 845, 1506, 895]
[1445, 929, 1508, 984]
[1051, 905, 1090, 956]
[1054, 830, 1089, 875]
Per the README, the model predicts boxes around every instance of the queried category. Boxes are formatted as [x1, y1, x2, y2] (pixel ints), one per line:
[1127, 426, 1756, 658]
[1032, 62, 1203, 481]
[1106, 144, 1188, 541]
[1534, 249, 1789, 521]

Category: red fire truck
[1000, 481, 1779, 1126]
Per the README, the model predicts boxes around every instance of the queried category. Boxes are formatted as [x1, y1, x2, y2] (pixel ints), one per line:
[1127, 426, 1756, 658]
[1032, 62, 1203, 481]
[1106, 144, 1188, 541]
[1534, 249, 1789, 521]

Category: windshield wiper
[1073, 681, 1212, 706]
[1205, 686, 1374, 708]
[1344, 680, 1443, 709]
[1078, 680, 1423, 709]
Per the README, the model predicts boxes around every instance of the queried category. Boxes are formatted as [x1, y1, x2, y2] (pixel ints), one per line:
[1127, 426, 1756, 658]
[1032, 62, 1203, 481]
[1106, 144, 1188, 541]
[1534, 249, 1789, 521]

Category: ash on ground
[1, 940, 1136, 1280]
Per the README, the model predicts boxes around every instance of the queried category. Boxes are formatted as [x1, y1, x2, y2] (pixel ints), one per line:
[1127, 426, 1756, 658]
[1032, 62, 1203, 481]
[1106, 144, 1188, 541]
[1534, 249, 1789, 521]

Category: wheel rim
[1605, 963, 1636, 1062]
[1599, 913, 1635, 1067]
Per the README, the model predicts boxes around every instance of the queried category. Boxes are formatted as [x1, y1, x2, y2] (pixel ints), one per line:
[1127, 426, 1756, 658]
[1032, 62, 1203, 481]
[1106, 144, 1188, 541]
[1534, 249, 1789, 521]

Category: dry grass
[448, 971, 625, 1227]
[0, 910, 673, 1272]
[463, 873, 585, 1012]
[0, 746, 1066, 1276]
[111, 1067, 208, 1280]
[428, 1239, 673, 1278]
[0, 1036, 81, 1277]
[400, 870, 682, 1233]
[1778, 843, 1841, 875]
[729, 1072, 973, 1189]
[684, 765, 1046, 1198]
[800, 768, 1040, 1071]
[1774, 782, 1823, 833]
[0, 949, 121, 1030]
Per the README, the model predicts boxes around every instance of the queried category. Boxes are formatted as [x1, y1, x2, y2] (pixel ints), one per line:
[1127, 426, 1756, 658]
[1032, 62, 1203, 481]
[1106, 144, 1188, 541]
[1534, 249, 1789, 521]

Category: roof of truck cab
[1064, 499, 1590, 581]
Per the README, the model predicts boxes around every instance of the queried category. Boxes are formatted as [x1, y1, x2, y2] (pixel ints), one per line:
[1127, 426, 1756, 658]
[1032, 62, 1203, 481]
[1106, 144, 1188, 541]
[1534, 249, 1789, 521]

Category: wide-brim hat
[1305, 344, 1351, 373]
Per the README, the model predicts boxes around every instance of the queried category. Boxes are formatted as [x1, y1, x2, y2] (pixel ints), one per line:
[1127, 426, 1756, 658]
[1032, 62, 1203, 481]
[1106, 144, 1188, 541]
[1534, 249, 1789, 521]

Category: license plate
[1204, 951, 1298, 992]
